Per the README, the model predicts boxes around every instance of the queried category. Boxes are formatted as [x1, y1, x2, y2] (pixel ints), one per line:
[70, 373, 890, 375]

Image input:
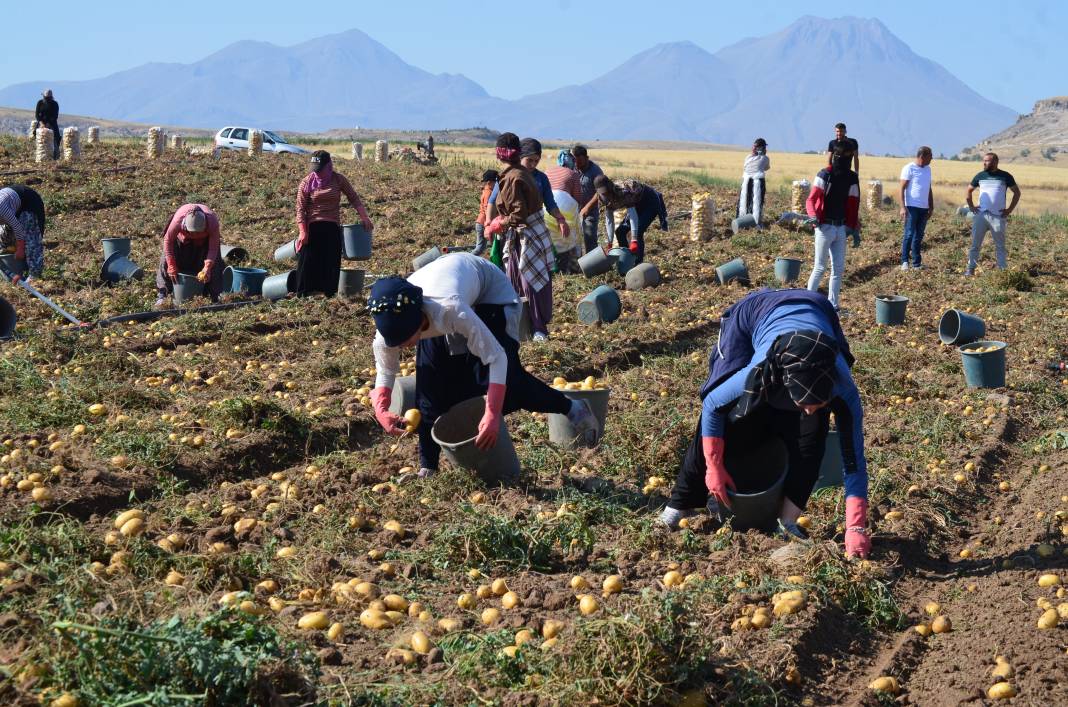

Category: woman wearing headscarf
[0, 184, 46, 282]
[593, 175, 668, 264]
[485, 133, 556, 341]
[544, 150, 584, 274]
[295, 150, 373, 296]
[367, 252, 600, 481]
[738, 138, 770, 225]
[154, 203, 223, 307]
[659, 288, 870, 559]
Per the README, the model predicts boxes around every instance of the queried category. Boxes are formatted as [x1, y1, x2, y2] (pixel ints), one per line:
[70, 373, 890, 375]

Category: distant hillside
[960, 97, 1067, 164]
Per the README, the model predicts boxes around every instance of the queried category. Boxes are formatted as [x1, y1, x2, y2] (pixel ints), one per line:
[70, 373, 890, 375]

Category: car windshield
[264, 131, 287, 144]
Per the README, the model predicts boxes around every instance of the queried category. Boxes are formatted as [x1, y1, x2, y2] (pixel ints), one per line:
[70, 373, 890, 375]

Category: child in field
[473, 170, 498, 256]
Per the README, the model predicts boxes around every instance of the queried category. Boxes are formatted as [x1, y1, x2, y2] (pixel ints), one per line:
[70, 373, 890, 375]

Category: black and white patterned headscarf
[729, 330, 839, 421]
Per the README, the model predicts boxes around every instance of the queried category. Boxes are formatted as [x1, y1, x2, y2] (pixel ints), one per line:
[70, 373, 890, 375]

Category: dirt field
[0, 135, 1066, 706]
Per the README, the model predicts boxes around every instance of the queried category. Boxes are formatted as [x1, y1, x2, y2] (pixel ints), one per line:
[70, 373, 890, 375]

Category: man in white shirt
[367, 253, 599, 481]
[898, 146, 934, 271]
[965, 152, 1021, 276]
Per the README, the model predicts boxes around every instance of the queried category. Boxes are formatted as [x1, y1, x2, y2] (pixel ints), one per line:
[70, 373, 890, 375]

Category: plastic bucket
[101, 237, 131, 260]
[578, 246, 618, 278]
[262, 270, 297, 301]
[431, 396, 521, 484]
[956, 205, 971, 217]
[518, 297, 533, 342]
[625, 262, 661, 290]
[230, 267, 268, 296]
[100, 252, 144, 283]
[172, 273, 204, 306]
[716, 257, 749, 285]
[723, 437, 788, 531]
[338, 268, 365, 297]
[813, 430, 843, 491]
[731, 214, 758, 234]
[938, 309, 986, 346]
[960, 341, 1007, 388]
[343, 223, 372, 260]
[412, 246, 442, 271]
[577, 285, 621, 325]
[273, 240, 297, 262]
[547, 387, 610, 449]
[222, 266, 233, 293]
[387, 376, 417, 417]
[609, 247, 636, 275]
[875, 295, 909, 325]
[0, 254, 27, 277]
[0, 296, 16, 338]
[220, 244, 248, 264]
[774, 257, 802, 284]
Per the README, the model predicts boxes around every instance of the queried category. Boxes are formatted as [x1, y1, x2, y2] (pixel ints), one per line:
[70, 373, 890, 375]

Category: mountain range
[0, 16, 1018, 154]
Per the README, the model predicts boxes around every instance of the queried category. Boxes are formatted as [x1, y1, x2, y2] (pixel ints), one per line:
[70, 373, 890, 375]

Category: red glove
[295, 224, 308, 253]
[844, 496, 871, 558]
[475, 383, 506, 450]
[14, 240, 25, 260]
[370, 387, 405, 436]
[703, 437, 735, 509]
[628, 240, 639, 254]
[486, 216, 506, 237]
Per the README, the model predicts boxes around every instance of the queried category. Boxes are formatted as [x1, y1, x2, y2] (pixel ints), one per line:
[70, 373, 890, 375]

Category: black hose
[94, 299, 265, 327]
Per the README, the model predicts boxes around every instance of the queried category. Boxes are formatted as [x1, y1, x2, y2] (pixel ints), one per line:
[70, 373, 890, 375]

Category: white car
[214, 127, 309, 154]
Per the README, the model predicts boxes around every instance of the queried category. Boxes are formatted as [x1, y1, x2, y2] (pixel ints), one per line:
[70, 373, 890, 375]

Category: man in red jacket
[805, 149, 860, 311]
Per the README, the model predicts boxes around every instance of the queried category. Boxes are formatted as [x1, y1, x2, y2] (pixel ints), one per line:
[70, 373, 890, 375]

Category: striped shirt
[296, 171, 367, 227]
[545, 166, 583, 205]
[163, 204, 221, 274]
[0, 188, 27, 242]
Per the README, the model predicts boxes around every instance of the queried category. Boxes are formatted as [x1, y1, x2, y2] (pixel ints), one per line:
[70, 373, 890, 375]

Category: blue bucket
[578, 246, 618, 278]
[875, 295, 909, 325]
[938, 309, 986, 346]
[609, 247, 636, 275]
[338, 268, 365, 297]
[230, 267, 268, 296]
[101, 237, 131, 260]
[716, 257, 749, 285]
[273, 239, 297, 262]
[960, 341, 1007, 388]
[262, 270, 297, 301]
[100, 252, 144, 283]
[343, 223, 372, 260]
[412, 246, 442, 271]
[731, 214, 758, 234]
[173, 273, 204, 306]
[577, 285, 621, 325]
[625, 262, 661, 290]
[774, 257, 802, 284]
[220, 244, 248, 264]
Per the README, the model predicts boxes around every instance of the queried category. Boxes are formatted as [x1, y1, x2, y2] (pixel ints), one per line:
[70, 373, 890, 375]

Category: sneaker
[153, 296, 167, 309]
[566, 399, 600, 445]
[899, 262, 909, 272]
[912, 264, 923, 271]
[533, 332, 548, 342]
[417, 467, 436, 479]
[658, 506, 693, 530]
[777, 519, 810, 541]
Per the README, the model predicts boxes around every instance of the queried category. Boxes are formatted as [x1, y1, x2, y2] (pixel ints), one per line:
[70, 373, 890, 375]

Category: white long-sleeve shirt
[373, 253, 521, 390]
[742, 154, 770, 179]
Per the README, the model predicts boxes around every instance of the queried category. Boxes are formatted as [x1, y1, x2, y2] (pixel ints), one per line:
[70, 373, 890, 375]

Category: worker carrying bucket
[367, 252, 600, 481]
[155, 204, 224, 308]
[658, 288, 872, 559]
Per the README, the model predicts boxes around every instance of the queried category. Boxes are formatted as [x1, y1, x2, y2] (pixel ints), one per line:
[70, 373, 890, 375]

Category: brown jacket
[495, 165, 543, 230]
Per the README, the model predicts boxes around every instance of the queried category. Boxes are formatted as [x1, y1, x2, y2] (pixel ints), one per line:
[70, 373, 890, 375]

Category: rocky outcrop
[962, 97, 1068, 162]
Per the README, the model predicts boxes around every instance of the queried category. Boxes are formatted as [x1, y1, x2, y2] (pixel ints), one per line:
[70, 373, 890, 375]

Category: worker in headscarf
[155, 204, 223, 306]
[544, 150, 584, 273]
[593, 175, 668, 263]
[368, 253, 600, 481]
[738, 138, 770, 226]
[484, 133, 556, 341]
[659, 288, 870, 559]
[0, 184, 47, 281]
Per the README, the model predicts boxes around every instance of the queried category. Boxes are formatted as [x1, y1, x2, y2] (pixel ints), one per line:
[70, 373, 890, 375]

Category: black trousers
[668, 404, 829, 511]
[415, 303, 570, 470]
[612, 188, 665, 264]
[295, 221, 342, 296]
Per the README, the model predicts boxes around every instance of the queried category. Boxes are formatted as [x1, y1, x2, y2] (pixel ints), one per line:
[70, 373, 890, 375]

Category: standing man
[573, 145, 605, 254]
[805, 149, 860, 312]
[826, 123, 859, 175]
[426, 133, 435, 158]
[35, 89, 60, 159]
[965, 152, 1021, 276]
[898, 146, 934, 271]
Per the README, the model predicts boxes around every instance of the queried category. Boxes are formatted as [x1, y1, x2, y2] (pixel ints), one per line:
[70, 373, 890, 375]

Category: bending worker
[0, 184, 47, 282]
[368, 252, 600, 482]
[593, 175, 667, 263]
[659, 288, 870, 559]
[155, 204, 223, 306]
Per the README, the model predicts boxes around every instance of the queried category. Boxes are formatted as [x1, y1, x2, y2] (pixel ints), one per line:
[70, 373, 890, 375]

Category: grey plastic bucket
[938, 309, 986, 346]
[875, 295, 909, 325]
[388, 376, 417, 417]
[716, 257, 749, 285]
[273, 239, 297, 262]
[412, 246, 442, 271]
[578, 246, 618, 277]
[956, 205, 971, 217]
[101, 237, 131, 260]
[262, 270, 297, 301]
[960, 341, 1007, 388]
[0, 296, 16, 337]
[343, 223, 372, 260]
[173, 273, 204, 306]
[222, 266, 233, 293]
[625, 262, 661, 290]
[813, 430, 843, 491]
[774, 257, 802, 284]
[338, 268, 365, 297]
[723, 437, 788, 531]
[547, 387, 610, 449]
[430, 396, 521, 484]
[731, 214, 758, 234]
[518, 297, 533, 342]
[0, 254, 27, 277]
[609, 247, 636, 275]
[221, 244, 248, 264]
[230, 267, 268, 296]
[100, 252, 144, 283]
[577, 285, 621, 325]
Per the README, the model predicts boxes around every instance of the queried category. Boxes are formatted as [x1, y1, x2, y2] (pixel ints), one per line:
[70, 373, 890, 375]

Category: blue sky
[1, 0, 1062, 113]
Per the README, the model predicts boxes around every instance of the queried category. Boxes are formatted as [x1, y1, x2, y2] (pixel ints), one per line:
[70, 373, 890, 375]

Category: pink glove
[370, 387, 405, 436]
[295, 224, 308, 253]
[486, 216, 506, 237]
[475, 383, 506, 450]
[14, 240, 25, 260]
[628, 240, 639, 254]
[844, 496, 871, 558]
[703, 437, 735, 509]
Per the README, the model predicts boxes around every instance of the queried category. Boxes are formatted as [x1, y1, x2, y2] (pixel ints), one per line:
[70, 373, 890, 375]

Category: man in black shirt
[826, 123, 859, 175]
[34, 89, 60, 159]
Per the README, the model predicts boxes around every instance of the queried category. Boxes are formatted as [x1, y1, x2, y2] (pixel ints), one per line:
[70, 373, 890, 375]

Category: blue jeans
[806, 223, 847, 309]
[901, 206, 929, 266]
